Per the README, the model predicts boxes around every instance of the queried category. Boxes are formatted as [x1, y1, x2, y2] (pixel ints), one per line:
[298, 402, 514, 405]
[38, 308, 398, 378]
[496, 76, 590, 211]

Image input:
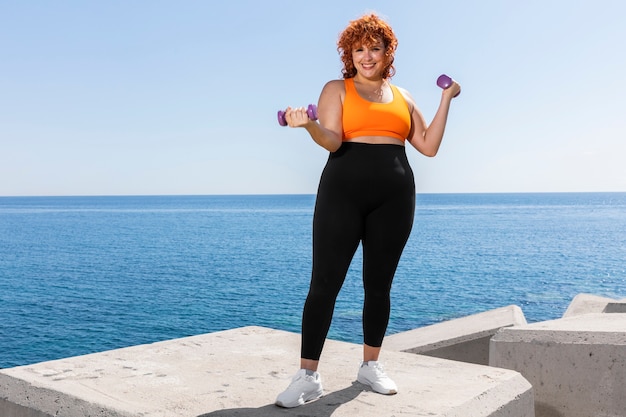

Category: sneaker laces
[290, 372, 315, 386]
[364, 361, 392, 381]
[364, 361, 385, 373]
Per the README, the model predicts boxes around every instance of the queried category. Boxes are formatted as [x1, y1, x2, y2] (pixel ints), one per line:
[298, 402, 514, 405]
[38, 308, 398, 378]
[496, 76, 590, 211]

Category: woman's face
[351, 38, 386, 79]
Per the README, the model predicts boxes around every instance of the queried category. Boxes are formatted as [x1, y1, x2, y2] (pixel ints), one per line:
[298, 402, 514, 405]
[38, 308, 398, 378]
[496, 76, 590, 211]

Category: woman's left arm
[401, 81, 461, 157]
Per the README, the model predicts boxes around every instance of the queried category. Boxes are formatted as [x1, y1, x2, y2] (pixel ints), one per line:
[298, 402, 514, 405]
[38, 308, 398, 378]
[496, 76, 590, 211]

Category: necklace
[365, 85, 384, 100]
[359, 80, 389, 102]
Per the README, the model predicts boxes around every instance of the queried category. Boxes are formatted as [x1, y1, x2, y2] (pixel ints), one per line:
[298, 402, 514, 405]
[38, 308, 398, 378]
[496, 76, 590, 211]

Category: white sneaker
[275, 369, 323, 408]
[357, 361, 398, 395]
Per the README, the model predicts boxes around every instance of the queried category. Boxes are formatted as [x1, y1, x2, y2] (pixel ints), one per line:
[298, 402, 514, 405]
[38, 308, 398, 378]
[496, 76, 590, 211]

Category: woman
[275, 13, 461, 408]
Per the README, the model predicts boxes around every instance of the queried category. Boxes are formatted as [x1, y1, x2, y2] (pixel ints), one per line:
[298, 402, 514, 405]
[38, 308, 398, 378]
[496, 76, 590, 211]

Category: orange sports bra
[342, 77, 412, 141]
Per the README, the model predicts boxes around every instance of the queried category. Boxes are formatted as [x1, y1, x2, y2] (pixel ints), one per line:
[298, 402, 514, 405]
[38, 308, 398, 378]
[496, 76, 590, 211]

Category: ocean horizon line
[2, 190, 626, 199]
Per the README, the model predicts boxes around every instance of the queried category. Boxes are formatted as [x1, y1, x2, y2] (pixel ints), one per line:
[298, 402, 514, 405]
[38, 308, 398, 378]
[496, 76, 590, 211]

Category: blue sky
[1, 1, 625, 196]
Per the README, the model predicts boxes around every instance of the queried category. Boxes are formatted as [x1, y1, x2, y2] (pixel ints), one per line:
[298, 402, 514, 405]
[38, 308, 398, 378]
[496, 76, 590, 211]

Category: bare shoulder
[319, 79, 346, 106]
[322, 79, 346, 94]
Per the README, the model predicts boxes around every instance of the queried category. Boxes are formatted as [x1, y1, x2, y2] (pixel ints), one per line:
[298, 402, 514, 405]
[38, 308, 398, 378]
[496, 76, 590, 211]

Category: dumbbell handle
[437, 74, 460, 97]
[277, 104, 318, 126]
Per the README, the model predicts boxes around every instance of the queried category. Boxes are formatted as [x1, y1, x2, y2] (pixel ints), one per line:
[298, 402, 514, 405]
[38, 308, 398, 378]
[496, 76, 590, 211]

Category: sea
[1, 193, 625, 369]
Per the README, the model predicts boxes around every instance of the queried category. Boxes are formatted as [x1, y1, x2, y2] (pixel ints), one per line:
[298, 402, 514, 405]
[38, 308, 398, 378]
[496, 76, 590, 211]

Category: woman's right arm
[284, 80, 344, 152]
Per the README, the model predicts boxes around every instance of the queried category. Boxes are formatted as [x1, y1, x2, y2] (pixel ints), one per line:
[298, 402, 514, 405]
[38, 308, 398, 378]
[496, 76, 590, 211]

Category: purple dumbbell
[277, 104, 318, 126]
[436, 74, 460, 97]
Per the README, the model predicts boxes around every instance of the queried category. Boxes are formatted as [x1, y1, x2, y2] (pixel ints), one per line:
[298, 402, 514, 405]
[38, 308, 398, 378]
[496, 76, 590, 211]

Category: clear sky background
[1, 1, 625, 196]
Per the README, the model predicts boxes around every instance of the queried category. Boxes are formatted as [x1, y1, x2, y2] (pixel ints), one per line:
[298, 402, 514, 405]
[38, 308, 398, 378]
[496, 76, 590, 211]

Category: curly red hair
[337, 13, 398, 79]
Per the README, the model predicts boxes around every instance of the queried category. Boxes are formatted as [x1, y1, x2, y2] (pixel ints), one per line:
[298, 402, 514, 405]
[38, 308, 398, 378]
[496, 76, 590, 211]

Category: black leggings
[301, 142, 415, 360]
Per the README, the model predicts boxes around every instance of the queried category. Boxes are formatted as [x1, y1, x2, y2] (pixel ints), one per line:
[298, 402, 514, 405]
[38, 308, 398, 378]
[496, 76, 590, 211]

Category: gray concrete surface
[489, 313, 626, 417]
[384, 305, 526, 365]
[1, 326, 534, 417]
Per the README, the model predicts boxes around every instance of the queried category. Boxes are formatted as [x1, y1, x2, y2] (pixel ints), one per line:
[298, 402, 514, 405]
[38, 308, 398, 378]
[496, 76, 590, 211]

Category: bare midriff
[343, 136, 405, 146]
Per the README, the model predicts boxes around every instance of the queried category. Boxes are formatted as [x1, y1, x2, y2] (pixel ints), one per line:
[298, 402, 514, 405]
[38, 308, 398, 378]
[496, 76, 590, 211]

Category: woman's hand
[442, 80, 461, 100]
[284, 107, 316, 128]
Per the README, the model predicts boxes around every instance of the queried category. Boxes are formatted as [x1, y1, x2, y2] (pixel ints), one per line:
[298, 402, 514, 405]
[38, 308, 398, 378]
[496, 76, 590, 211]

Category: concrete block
[489, 313, 626, 417]
[384, 305, 527, 365]
[562, 293, 619, 317]
[1, 326, 534, 417]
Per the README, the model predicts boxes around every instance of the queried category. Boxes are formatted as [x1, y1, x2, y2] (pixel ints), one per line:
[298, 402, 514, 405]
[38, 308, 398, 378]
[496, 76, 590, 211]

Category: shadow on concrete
[535, 402, 565, 417]
[197, 381, 365, 417]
